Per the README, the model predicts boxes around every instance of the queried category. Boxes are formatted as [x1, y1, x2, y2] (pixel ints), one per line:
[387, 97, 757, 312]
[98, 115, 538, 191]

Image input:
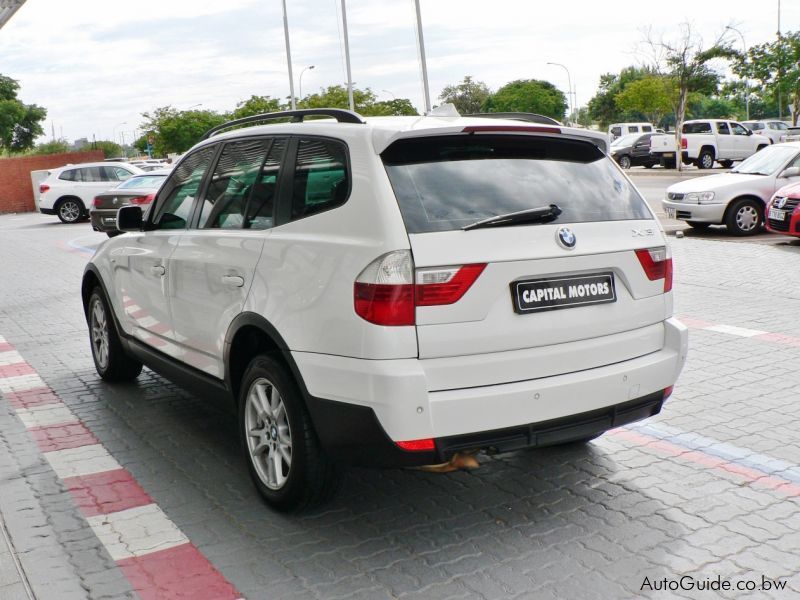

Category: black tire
[618, 155, 631, 169]
[697, 149, 715, 169]
[106, 230, 122, 238]
[643, 162, 655, 169]
[719, 160, 734, 169]
[88, 288, 143, 381]
[239, 355, 339, 512]
[661, 158, 676, 169]
[725, 198, 763, 236]
[686, 221, 711, 230]
[56, 198, 85, 224]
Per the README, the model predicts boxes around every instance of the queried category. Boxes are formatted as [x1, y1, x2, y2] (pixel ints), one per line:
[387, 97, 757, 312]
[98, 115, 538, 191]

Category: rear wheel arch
[225, 313, 307, 406]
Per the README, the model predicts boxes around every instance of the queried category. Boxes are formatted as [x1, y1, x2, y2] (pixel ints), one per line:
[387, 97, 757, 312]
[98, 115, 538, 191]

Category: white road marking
[15, 403, 78, 429]
[43, 444, 122, 479]
[705, 324, 769, 338]
[86, 504, 189, 561]
[0, 350, 24, 366]
[0, 373, 46, 394]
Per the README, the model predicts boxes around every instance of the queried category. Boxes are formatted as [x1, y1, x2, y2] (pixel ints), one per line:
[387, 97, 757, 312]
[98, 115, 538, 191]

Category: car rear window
[682, 122, 712, 134]
[381, 135, 651, 233]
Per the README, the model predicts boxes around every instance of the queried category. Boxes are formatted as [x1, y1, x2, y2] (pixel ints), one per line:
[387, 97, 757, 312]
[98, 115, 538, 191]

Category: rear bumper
[295, 317, 688, 465]
[39, 207, 57, 215]
[89, 209, 116, 232]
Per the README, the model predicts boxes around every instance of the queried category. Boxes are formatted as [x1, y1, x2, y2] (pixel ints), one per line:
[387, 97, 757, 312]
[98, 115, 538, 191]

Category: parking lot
[1, 176, 799, 598]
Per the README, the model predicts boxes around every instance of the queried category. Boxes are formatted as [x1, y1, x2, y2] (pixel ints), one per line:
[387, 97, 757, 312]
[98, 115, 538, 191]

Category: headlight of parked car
[685, 191, 716, 204]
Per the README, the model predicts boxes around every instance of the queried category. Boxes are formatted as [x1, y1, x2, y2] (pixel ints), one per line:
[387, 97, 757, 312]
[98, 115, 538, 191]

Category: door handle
[150, 265, 166, 277]
[221, 275, 245, 287]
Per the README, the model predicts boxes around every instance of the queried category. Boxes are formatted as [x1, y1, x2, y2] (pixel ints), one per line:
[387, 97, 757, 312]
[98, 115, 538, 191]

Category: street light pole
[340, 0, 355, 111]
[726, 26, 749, 120]
[547, 62, 573, 125]
[413, 0, 432, 114]
[298, 65, 315, 101]
[281, 0, 297, 110]
[112, 121, 126, 147]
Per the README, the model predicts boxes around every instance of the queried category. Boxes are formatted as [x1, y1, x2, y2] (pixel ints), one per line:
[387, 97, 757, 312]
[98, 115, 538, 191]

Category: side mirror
[746, 129, 753, 136]
[779, 167, 800, 178]
[116, 205, 144, 232]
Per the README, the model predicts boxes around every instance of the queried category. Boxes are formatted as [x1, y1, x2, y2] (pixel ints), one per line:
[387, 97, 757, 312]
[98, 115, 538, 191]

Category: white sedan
[662, 143, 800, 235]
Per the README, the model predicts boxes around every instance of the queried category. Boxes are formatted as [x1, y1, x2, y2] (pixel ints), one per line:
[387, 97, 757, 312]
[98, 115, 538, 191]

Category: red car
[766, 181, 800, 237]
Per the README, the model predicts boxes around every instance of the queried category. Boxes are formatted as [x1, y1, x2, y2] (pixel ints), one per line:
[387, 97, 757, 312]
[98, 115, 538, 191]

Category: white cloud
[0, 0, 797, 142]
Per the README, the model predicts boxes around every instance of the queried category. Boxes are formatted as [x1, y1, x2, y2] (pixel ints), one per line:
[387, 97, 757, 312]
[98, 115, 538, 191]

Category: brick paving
[0, 213, 798, 598]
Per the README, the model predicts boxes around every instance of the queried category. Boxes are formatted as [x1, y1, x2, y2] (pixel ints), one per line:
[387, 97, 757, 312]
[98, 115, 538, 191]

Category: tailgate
[410, 221, 668, 360]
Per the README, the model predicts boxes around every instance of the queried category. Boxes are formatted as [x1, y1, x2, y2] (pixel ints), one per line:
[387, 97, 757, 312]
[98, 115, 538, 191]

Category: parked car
[765, 180, 800, 237]
[610, 133, 659, 169]
[662, 142, 800, 235]
[742, 120, 789, 145]
[650, 119, 771, 169]
[90, 170, 171, 236]
[39, 162, 144, 223]
[608, 122, 657, 141]
[82, 108, 687, 511]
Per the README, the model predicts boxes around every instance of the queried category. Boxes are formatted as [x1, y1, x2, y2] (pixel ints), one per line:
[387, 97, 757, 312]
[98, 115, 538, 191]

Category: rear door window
[683, 122, 712, 134]
[382, 135, 651, 233]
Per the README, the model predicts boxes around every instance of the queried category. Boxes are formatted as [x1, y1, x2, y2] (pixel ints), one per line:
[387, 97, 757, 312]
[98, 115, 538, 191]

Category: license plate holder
[665, 207, 676, 219]
[511, 272, 616, 314]
[768, 207, 786, 221]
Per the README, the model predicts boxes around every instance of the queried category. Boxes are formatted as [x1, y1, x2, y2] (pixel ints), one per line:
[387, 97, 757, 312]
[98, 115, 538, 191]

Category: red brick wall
[0, 151, 105, 214]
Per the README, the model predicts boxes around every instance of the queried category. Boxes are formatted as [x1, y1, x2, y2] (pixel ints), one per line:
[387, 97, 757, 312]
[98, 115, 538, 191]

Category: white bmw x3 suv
[82, 108, 688, 511]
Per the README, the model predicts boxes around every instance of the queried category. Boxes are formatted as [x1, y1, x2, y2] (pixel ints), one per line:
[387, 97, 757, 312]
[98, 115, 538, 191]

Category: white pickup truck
[650, 119, 771, 169]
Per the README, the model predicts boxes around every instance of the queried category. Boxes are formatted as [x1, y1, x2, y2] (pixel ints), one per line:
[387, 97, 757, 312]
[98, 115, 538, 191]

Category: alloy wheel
[245, 377, 292, 490]
[90, 298, 110, 369]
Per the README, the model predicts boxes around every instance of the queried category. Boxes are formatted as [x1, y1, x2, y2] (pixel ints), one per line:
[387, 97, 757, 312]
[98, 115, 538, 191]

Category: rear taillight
[635, 247, 673, 292]
[39, 184, 50, 194]
[354, 251, 486, 326]
[680, 138, 687, 149]
[663, 386, 674, 399]
[92, 197, 101, 207]
[130, 194, 155, 205]
[415, 264, 486, 306]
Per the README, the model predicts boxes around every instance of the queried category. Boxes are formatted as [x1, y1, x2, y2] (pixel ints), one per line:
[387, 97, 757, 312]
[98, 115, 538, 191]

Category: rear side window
[59, 169, 77, 181]
[382, 135, 650, 233]
[627, 126, 638, 133]
[642, 126, 652, 132]
[683, 122, 712, 134]
[290, 138, 349, 221]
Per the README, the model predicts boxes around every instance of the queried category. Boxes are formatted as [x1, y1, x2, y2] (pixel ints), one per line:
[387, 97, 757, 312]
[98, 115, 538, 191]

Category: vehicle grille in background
[668, 193, 684, 201]
[676, 211, 692, 219]
[768, 198, 800, 232]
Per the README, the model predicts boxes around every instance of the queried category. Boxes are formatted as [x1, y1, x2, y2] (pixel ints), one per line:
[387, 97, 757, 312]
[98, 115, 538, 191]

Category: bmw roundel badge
[775, 197, 787, 209]
[556, 227, 576, 250]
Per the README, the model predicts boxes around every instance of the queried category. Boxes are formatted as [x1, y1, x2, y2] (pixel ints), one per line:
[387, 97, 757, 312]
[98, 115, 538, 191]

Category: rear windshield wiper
[462, 204, 562, 231]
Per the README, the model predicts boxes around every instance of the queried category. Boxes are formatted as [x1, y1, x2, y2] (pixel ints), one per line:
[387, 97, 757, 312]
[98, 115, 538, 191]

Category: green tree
[369, 99, 419, 116]
[231, 95, 286, 119]
[641, 23, 725, 170]
[482, 79, 567, 120]
[731, 31, 800, 124]
[614, 76, 674, 126]
[438, 76, 492, 114]
[139, 106, 227, 155]
[299, 85, 418, 116]
[31, 139, 69, 155]
[92, 140, 123, 158]
[0, 74, 47, 152]
[587, 66, 655, 128]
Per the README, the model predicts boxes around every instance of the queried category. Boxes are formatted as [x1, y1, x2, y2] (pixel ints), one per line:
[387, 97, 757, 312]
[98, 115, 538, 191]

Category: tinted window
[290, 138, 349, 221]
[79, 167, 105, 182]
[683, 122, 712, 134]
[642, 126, 652, 132]
[382, 135, 650, 233]
[117, 175, 167, 190]
[717, 122, 730, 135]
[246, 138, 286, 230]
[198, 139, 272, 230]
[627, 126, 638, 133]
[745, 123, 763, 130]
[58, 169, 77, 181]
[610, 127, 621, 137]
[152, 147, 216, 230]
[731, 123, 748, 136]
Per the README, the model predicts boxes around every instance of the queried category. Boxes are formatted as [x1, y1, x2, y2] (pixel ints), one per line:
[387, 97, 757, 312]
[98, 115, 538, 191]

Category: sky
[0, 0, 797, 144]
